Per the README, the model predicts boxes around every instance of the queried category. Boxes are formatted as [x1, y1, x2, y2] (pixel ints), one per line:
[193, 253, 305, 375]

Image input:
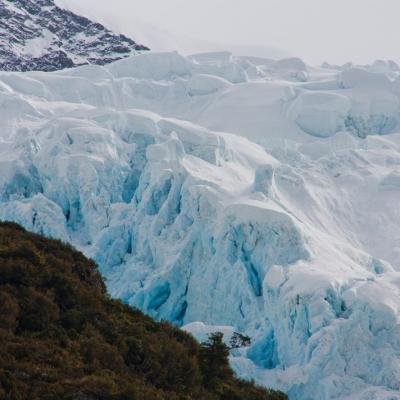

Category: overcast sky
[57, 0, 400, 65]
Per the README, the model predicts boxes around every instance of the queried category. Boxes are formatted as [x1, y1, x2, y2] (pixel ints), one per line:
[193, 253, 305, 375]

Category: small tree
[200, 332, 233, 389]
[229, 332, 251, 349]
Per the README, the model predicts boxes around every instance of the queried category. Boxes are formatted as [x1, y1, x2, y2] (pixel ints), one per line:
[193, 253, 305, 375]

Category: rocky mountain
[0, 0, 148, 72]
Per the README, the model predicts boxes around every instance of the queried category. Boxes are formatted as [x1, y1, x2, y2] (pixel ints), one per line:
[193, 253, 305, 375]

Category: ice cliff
[0, 51, 400, 399]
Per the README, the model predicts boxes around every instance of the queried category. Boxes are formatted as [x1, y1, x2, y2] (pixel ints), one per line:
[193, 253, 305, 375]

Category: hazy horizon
[57, 0, 400, 65]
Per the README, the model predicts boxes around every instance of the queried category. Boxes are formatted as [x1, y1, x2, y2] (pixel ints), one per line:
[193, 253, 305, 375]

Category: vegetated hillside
[0, 222, 286, 400]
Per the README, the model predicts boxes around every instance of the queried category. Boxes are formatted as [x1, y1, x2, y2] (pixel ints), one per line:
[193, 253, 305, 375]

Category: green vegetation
[0, 221, 287, 400]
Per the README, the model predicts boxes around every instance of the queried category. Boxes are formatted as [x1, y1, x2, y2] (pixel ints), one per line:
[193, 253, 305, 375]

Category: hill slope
[0, 221, 286, 400]
[0, 0, 148, 71]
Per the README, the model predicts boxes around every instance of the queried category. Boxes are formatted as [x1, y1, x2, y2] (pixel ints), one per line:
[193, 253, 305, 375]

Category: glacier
[0, 51, 400, 399]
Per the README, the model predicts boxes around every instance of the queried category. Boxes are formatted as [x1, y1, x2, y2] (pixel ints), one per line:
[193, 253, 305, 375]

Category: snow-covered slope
[1, 51, 400, 400]
[0, 0, 148, 72]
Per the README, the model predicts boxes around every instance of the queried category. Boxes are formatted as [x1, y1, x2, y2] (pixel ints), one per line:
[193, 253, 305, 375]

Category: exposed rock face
[0, 0, 149, 72]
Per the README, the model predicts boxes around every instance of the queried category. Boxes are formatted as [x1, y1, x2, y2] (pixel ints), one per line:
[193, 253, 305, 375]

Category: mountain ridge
[0, 0, 149, 72]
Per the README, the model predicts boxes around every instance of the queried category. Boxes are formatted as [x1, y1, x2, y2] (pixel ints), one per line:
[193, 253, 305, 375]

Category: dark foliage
[229, 332, 251, 349]
[0, 221, 287, 400]
[200, 332, 233, 390]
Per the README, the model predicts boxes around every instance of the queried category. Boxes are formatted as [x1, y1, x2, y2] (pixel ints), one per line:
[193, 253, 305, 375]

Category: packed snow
[1, 50, 400, 399]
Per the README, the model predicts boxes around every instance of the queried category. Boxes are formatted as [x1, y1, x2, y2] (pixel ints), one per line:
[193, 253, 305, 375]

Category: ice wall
[0, 51, 400, 399]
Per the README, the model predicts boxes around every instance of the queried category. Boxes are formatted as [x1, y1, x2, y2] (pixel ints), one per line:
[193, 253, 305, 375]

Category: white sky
[57, 0, 400, 65]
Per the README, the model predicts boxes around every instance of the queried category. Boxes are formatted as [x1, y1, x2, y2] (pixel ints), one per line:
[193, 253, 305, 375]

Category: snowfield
[1, 51, 400, 399]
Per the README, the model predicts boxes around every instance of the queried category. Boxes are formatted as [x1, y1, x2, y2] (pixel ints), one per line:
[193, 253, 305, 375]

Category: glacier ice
[288, 92, 351, 138]
[0, 51, 400, 399]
